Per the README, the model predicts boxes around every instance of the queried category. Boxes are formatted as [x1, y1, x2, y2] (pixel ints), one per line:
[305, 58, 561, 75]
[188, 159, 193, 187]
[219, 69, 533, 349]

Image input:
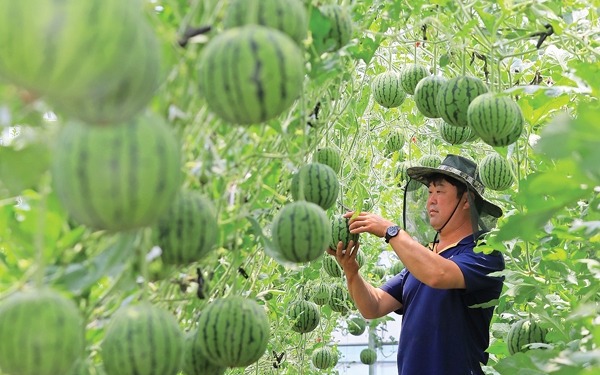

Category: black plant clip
[307, 101, 322, 127]
[470, 52, 489, 82]
[178, 25, 212, 47]
[196, 267, 206, 299]
[531, 24, 554, 49]
[238, 267, 249, 279]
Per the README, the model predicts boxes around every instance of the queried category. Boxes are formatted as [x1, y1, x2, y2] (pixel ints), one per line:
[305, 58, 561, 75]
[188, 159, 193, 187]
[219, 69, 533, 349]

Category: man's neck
[436, 225, 473, 251]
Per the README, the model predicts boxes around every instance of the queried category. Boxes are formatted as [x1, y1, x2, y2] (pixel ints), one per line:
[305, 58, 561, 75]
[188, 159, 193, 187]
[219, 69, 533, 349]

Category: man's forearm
[345, 271, 387, 319]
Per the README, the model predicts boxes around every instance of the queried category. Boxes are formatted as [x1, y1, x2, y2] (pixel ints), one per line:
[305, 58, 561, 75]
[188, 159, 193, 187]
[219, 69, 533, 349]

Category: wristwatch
[385, 225, 401, 243]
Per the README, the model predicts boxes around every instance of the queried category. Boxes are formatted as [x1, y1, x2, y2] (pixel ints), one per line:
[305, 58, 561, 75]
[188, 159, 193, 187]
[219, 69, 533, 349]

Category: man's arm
[345, 212, 466, 290]
[327, 241, 402, 319]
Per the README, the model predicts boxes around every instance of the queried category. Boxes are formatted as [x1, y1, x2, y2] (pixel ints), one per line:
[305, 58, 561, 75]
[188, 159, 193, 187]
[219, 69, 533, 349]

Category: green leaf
[536, 103, 600, 184]
[0, 142, 51, 196]
[308, 7, 332, 55]
[347, 35, 383, 65]
[48, 233, 136, 295]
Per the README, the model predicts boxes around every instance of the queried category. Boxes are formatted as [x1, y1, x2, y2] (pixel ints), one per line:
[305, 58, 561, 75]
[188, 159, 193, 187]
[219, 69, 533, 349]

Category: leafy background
[0, 0, 599, 374]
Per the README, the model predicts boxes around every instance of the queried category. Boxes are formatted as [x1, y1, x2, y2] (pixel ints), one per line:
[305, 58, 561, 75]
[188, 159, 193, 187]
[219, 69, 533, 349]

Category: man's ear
[462, 192, 473, 210]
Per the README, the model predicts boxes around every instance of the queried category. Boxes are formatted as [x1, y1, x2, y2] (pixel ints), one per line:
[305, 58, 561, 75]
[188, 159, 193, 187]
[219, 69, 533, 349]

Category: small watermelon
[347, 316, 367, 336]
[289, 300, 320, 334]
[311, 347, 338, 370]
[384, 130, 406, 156]
[390, 261, 404, 275]
[311, 283, 332, 305]
[198, 25, 304, 125]
[313, 147, 342, 174]
[418, 154, 442, 168]
[322, 255, 343, 277]
[372, 265, 387, 280]
[270, 201, 331, 263]
[330, 215, 360, 250]
[222, 0, 308, 44]
[328, 284, 350, 313]
[437, 76, 488, 127]
[154, 190, 218, 265]
[399, 64, 429, 95]
[371, 72, 406, 108]
[101, 302, 184, 375]
[182, 331, 226, 375]
[291, 162, 339, 210]
[439, 122, 476, 145]
[506, 319, 547, 355]
[195, 296, 270, 368]
[488, 98, 525, 147]
[467, 92, 521, 146]
[360, 348, 377, 365]
[0, 288, 85, 375]
[479, 153, 514, 191]
[414, 75, 447, 118]
[314, 5, 353, 53]
[51, 112, 182, 231]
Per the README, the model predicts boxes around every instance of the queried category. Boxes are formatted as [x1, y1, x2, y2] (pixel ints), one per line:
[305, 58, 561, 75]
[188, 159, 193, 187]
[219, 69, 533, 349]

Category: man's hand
[343, 211, 396, 238]
[326, 240, 360, 275]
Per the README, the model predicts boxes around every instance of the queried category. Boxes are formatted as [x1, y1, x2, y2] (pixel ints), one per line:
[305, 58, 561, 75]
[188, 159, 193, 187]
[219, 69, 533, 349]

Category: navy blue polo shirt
[381, 235, 504, 375]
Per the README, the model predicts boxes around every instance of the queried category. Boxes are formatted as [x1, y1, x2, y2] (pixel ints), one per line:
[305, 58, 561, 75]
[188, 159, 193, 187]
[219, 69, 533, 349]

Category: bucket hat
[406, 154, 503, 218]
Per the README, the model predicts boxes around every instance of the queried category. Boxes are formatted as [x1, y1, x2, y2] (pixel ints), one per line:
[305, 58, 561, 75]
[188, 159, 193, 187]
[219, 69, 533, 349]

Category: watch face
[388, 226, 399, 236]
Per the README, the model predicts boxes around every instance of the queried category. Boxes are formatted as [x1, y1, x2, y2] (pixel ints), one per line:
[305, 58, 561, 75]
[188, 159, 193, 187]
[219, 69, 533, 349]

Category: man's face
[427, 179, 461, 230]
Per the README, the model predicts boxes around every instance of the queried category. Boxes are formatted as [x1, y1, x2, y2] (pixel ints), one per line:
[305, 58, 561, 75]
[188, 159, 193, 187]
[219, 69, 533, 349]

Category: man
[327, 154, 505, 375]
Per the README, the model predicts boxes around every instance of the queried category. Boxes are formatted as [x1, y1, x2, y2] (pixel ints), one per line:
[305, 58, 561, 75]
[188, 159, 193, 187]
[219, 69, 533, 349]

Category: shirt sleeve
[380, 268, 409, 314]
[449, 250, 505, 293]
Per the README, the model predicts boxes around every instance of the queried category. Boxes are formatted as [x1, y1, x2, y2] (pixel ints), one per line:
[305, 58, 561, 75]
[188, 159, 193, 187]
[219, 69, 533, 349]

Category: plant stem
[34, 173, 51, 289]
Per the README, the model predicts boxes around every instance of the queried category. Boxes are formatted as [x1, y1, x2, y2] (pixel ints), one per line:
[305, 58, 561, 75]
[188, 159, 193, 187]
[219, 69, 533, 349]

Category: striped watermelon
[467, 93, 521, 146]
[101, 302, 184, 375]
[270, 201, 331, 263]
[198, 25, 304, 125]
[384, 130, 406, 156]
[487, 98, 525, 147]
[414, 75, 447, 118]
[313, 147, 341, 174]
[360, 348, 377, 365]
[289, 300, 320, 333]
[439, 121, 477, 145]
[479, 153, 514, 191]
[182, 331, 226, 375]
[51, 112, 181, 231]
[371, 72, 406, 108]
[356, 250, 366, 269]
[195, 296, 269, 367]
[506, 319, 547, 355]
[394, 161, 410, 187]
[322, 255, 343, 277]
[0, 1, 151, 103]
[311, 347, 338, 369]
[372, 265, 387, 279]
[51, 22, 161, 125]
[223, 0, 308, 44]
[291, 162, 339, 210]
[311, 283, 332, 305]
[399, 64, 429, 95]
[437, 76, 488, 127]
[328, 284, 350, 313]
[419, 154, 442, 168]
[154, 191, 218, 265]
[0, 289, 85, 375]
[331, 215, 360, 250]
[314, 5, 353, 53]
[347, 316, 366, 336]
[390, 261, 404, 275]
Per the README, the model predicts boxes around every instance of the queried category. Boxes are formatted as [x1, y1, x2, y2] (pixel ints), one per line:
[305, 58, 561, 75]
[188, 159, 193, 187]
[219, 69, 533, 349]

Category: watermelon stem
[34, 172, 51, 289]
[136, 229, 150, 301]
